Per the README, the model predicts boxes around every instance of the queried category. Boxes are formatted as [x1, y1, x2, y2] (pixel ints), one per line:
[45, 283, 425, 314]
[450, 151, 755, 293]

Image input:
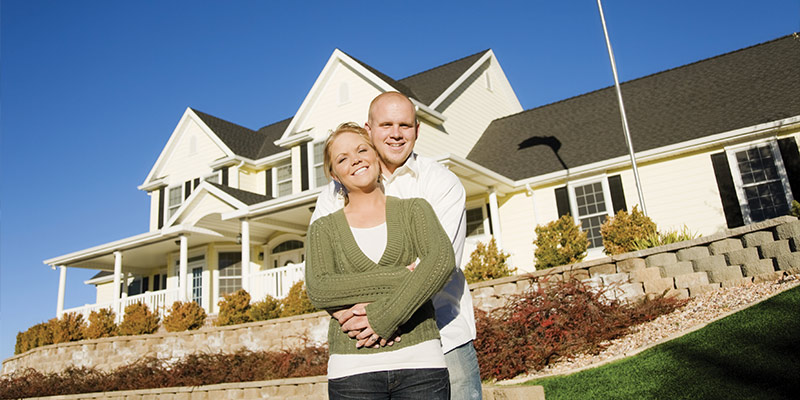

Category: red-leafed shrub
[474, 278, 687, 381]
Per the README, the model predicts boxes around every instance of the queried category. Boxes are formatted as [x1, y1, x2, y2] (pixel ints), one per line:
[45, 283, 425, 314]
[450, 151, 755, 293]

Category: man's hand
[331, 303, 370, 327]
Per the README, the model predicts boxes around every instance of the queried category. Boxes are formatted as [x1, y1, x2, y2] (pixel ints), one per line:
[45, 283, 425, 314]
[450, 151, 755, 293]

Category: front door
[191, 266, 202, 305]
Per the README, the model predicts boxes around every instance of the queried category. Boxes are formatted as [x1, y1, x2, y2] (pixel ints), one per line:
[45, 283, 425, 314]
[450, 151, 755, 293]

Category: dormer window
[313, 141, 328, 188]
[276, 161, 292, 197]
[167, 186, 182, 219]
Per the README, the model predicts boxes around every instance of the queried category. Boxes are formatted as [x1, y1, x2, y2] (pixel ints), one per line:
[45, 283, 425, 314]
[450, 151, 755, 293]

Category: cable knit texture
[306, 196, 455, 355]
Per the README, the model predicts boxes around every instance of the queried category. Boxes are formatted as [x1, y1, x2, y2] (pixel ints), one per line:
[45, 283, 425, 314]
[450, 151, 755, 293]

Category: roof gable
[399, 49, 491, 105]
[467, 34, 800, 180]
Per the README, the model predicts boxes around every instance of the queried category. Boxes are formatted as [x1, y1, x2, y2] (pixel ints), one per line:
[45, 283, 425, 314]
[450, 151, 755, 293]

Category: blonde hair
[323, 122, 376, 181]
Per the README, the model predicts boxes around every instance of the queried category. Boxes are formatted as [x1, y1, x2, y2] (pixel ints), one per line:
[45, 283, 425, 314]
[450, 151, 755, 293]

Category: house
[44, 34, 800, 321]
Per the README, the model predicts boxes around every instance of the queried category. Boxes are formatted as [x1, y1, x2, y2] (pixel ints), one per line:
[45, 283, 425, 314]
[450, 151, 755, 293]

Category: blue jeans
[328, 368, 450, 399]
[444, 341, 482, 400]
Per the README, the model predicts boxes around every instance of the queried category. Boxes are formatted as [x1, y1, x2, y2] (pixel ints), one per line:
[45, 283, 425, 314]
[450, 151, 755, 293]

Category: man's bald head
[367, 92, 417, 125]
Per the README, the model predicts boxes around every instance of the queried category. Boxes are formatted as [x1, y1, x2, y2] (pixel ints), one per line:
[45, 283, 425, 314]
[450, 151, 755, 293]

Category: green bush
[464, 238, 516, 284]
[534, 215, 588, 269]
[118, 303, 160, 336]
[600, 206, 658, 255]
[632, 226, 701, 250]
[163, 301, 207, 332]
[84, 308, 118, 339]
[248, 295, 282, 321]
[280, 281, 317, 317]
[790, 200, 800, 218]
[52, 312, 86, 344]
[215, 289, 251, 326]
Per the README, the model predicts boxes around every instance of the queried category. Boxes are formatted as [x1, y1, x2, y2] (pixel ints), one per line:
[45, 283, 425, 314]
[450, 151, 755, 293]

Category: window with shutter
[726, 140, 793, 224]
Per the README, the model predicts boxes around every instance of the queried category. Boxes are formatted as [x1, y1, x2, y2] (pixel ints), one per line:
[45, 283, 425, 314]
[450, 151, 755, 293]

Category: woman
[305, 122, 455, 399]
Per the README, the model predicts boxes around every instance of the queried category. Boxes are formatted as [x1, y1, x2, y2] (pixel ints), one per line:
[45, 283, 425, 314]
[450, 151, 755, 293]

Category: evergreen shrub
[464, 238, 516, 283]
[215, 289, 251, 326]
[163, 301, 207, 332]
[632, 226, 700, 250]
[600, 206, 657, 255]
[534, 215, 588, 269]
[84, 308, 118, 339]
[118, 303, 160, 336]
[790, 200, 800, 218]
[14, 321, 54, 355]
[52, 312, 86, 344]
[248, 295, 282, 321]
[280, 281, 317, 317]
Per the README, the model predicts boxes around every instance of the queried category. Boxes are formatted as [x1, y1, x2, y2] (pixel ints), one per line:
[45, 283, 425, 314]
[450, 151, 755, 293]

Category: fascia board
[513, 115, 800, 190]
[138, 178, 167, 191]
[429, 51, 494, 110]
[273, 130, 313, 148]
[222, 187, 323, 221]
[139, 108, 236, 191]
[162, 182, 248, 228]
[410, 98, 446, 125]
[436, 154, 515, 195]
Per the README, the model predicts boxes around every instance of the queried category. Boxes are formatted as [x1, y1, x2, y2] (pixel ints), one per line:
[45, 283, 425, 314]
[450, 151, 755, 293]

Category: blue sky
[1, 0, 798, 362]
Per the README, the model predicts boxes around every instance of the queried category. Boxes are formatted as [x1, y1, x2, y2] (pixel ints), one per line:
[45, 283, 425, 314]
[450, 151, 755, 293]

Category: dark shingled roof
[344, 51, 420, 100]
[399, 50, 491, 104]
[208, 182, 272, 205]
[192, 108, 290, 160]
[467, 34, 800, 181]
[255, 117, 292, 159]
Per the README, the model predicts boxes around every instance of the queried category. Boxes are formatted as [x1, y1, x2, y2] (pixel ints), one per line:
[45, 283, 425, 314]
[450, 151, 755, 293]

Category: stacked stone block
[642, 253, 686, 299]
[772, 220, 800, 274]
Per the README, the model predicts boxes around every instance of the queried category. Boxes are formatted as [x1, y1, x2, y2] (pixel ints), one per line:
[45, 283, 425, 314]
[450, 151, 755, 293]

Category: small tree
[118, 303, 160, 336]
[464, 238, 516, 283]
[52, 312, 86, 343]
[84, 308, 118, 339]
[163, 301, 207, 332]
[534, 215, 588, 269]
[215, 289, 251, 326]
[600, 206, 657, 255]
[248, 295, 283, 321]
[280, 281, 317, 317]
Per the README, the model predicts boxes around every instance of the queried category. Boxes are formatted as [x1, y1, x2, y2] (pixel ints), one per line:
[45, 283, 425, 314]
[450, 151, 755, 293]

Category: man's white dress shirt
[310, 153, 476, 353]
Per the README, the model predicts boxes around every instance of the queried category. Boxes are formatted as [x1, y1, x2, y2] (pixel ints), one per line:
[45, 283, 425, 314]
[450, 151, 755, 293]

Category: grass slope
[524, 285, 800, 400]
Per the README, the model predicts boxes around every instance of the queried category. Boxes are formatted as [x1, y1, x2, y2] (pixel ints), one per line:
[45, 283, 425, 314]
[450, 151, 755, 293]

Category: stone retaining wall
[5, 216, 800, 396]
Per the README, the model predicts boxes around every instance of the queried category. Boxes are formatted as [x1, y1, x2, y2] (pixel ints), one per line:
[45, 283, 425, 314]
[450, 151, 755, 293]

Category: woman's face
[329, 131, 380, 193]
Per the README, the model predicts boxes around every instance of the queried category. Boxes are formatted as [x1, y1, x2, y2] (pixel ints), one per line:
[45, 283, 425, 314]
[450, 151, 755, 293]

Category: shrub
[215, 289, 251, 326]
[280, 280, 317, 317]
[600, 206, 658, 255]
[464, 238, 516, 283]
[84, 308, 118, 339]
[52, 313, 86, 344]
[534, 215, 588, 269]
[474, 278, 687, 381]
[248, 295, 282, 321]
[791, 200, 800, 218]
[118, 303, 160, 336]
[13, 321, 53, 355]
[163, 301, 207, 332]
[632, 226, 701, 251]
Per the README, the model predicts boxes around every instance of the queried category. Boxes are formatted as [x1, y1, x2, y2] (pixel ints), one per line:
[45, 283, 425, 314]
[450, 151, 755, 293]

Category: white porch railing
[62, 301, 114, 319]
[62, 288, 179, 321]
[250, 262, 306, 300]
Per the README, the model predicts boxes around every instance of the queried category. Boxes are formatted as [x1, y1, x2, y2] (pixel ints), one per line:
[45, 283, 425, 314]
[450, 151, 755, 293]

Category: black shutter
[222, 167, 229, 186]
[142, 276, 149, 293]
[711, 152, 744, 228]
[184, 181, 191, 199]
[300, 143, 309, 191]
[608, 175, 627, 214]
[193, 178, 200, 189]
[157, 188, 165, 229]
[778, 138, 800, 200]
[265, 168, 273, 198]
[555, 186, 570, 217]
[485, 202, 494, 235]
[153, 274, 161, 291]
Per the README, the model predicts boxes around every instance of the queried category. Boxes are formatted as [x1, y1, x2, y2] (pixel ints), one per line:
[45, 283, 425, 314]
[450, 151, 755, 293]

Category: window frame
[465, 201, 490, 239]
[217, 251, 243, 297]
[567, 175, 614, 253]
[274, 160, 293, 197]
[166, 185, 183, 220]
[725, 138, 794, 225]
[309, 140, 328, 189]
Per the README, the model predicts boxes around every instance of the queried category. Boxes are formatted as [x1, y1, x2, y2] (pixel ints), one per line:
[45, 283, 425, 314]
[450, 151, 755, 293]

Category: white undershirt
[327, 223, 446, 379]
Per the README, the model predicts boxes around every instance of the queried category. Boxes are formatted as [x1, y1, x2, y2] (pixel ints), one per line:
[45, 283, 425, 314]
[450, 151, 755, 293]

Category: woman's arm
[364, 198, 455, 339]
[304, 218, 411, 310]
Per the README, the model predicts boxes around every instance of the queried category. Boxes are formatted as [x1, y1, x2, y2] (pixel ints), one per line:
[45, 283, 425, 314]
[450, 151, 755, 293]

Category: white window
[167, 186, 182, 219]
[569, 179, 613, 249]
[204, 171, 220, 184]
[276, 161, 292, 197]
[312, 141, 328, 188]
[218, 252, 242, 296]
[727, 140, 793, 224]
[466, 206, 488, 237]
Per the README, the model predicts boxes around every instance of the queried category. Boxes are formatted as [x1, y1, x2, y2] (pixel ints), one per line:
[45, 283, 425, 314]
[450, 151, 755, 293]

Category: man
[310, 91, 482, 399]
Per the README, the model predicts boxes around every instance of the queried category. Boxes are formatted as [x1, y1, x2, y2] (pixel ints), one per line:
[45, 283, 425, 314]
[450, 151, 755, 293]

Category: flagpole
[597, 0, 648, 216]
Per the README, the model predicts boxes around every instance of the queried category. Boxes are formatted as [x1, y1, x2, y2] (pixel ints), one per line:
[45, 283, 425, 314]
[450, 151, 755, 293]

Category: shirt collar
[382, 152, 419, 183]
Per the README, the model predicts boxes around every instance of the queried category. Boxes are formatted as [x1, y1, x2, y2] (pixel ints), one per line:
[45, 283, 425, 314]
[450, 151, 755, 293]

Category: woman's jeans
[328, 368, 450, 399]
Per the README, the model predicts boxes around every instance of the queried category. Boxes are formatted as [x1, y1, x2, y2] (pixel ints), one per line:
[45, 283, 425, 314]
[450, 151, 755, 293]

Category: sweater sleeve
[305, 218, 411, 310]
[365, 198, 455, 338]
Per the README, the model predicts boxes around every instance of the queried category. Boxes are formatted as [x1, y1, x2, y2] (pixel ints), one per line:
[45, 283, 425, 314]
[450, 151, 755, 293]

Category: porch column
[113, 251, 122, 318]
[121, 272, 129, 298]
[179, 235, 188, 302]
[488, 188, 503, 249]
[241, 219, 250, 293]
[56, 266, 67, 318]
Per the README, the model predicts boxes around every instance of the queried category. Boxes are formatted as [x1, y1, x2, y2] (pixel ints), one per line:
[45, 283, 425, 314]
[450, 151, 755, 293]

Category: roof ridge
[257, 116, 293, 132]
[399, 49, 491, 81]
[491, 34, 799, 123]
[338, 49, 419, 99]
[190, 108, 260, 134]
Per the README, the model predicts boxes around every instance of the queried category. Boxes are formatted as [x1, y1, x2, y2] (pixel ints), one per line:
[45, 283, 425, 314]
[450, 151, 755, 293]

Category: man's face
[365, 94, 419, 174]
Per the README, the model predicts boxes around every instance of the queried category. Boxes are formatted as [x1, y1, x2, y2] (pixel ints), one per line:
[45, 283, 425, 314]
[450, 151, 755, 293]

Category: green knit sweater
[305, 196, 455, 355]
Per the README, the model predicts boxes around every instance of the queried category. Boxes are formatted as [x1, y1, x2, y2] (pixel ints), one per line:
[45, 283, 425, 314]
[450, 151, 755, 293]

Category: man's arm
[310, 181, 344, 224]
[422, 161, 467, 267]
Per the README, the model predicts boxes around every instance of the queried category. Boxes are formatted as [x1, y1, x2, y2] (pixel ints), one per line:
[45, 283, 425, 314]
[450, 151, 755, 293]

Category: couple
[306, 92, 482, 399]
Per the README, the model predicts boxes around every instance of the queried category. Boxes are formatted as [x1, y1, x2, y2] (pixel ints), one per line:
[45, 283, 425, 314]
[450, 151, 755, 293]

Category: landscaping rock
[676, 246, 710, 261]
[706, 266, 744, 283]
[674, 272, 710, 288]
[616, 258, 646, 272]
[775, 220, 800, 239]
[601, 273, 629, 286]
[589, 263, 617, 276]
[708, 238, 743, 255]
[742, 231, 775, 247]
[563, 268, 590, 281]
[660, 261, 694, 278]
[759, 240, 791, 259]
[643, 277, 675, 294]
[645, 253, 678, 268]
[692, 255, 727, 272]
[721, 277, 753, 288]
[630, 267, 662, 283]
[688, 283, 721, 297]
[723, 247, 760, 266]
[774, 253, 800, 271]
[741, 260, 776, 277]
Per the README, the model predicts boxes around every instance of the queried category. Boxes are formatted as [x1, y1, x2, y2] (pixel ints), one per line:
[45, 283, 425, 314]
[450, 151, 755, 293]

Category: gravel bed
[500, 273, 800, 384]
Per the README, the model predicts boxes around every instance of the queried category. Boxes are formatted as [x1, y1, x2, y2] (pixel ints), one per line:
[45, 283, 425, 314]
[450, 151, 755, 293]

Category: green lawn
[523, 285, 800, 400]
